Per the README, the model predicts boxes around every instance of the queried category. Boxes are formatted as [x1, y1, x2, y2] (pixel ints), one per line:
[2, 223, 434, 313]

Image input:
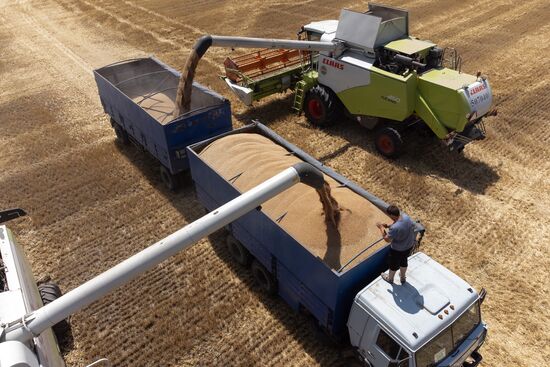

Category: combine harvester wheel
[374, 126, 403, 158]
[304, 85, 340, 127]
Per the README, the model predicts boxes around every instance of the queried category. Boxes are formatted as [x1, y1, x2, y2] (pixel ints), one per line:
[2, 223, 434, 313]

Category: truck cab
[348, 252, 486, 367]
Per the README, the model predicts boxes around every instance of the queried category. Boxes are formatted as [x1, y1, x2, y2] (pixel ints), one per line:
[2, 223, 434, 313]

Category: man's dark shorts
[388, 247, 413, 271]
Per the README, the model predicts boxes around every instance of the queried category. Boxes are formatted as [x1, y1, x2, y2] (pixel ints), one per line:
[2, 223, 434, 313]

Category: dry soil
[1, 0, 549, 366]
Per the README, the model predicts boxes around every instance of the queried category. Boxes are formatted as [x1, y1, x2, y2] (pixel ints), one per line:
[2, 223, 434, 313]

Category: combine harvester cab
[218, 3, 497, 157]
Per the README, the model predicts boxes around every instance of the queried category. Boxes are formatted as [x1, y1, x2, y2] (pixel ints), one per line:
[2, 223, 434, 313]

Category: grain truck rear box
[186, 122, 422, 337]
[94, 57, 232, 176]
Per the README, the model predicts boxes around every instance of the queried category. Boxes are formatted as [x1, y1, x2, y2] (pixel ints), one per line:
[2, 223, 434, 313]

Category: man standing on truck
[376, 205, 416, 284]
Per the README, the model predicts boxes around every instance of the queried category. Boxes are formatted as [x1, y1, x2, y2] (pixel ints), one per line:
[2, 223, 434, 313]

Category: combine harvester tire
[374, 126, 403, 158]
[304, 85, 341, 127]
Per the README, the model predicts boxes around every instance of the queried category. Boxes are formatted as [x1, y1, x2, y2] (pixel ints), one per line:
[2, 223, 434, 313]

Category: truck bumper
[440, 323, 487, 367]
[462, 350, 483, 367]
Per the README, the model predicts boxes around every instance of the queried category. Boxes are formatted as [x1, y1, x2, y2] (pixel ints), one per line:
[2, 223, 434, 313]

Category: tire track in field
[407, 0, 497, 36]
[121, 0, 209, 37]
[434, 0, 546, 52]
[68, 0, 224, 71]
[16, 0, 92, 73]
[81, 0, 182, 48]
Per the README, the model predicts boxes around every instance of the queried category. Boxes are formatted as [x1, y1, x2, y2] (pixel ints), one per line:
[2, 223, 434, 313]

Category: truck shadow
[206, 231, 348, 367]
[114, 142, 349, 366]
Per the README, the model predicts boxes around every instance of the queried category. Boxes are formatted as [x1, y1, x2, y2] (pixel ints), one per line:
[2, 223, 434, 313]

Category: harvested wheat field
[0, 0, 548, 366]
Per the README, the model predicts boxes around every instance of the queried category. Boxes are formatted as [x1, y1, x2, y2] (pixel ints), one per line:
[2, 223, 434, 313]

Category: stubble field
[1, 0, 549, 366]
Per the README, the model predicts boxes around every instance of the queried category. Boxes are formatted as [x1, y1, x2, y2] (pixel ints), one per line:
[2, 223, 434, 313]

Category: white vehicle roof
[303, 20, 338, 35]
[355, 252, 479, 351]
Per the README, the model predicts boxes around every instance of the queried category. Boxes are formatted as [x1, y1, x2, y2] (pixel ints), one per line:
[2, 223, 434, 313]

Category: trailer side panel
[188, 123, 401, 336]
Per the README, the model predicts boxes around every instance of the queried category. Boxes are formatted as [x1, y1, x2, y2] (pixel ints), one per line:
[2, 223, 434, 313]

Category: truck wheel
[113, 123, 130, 145]
[160, 165, 180, 191]
[374, 127, 403, 158]
[251, 260, 277, 296]
[304, 85, 340, 127]
[226, 235, 251, 266]
[38, 282, 71, 341]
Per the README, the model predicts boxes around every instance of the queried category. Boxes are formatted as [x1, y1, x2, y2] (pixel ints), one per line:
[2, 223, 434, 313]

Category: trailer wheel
[374, 127, 403, 158]
[226, 235, 251, 266]
[38, 282, 71, 341]
[251, 260, 277, 296]
[304, 85, 340, 127]
[160, 165, 180, 191]
[113, 123, 130, 145]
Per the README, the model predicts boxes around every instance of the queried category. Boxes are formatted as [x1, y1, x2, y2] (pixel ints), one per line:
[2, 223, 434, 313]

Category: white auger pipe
[210, 35, 338, 52]
[4, 163, 323, 342]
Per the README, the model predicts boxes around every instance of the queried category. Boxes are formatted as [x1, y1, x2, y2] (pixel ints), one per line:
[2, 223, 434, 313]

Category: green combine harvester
[177, 3, 497, 157]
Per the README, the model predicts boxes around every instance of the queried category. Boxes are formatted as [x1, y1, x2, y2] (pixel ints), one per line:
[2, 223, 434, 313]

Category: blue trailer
[187, 122, 410, 338]
[94, 56, 232, 190]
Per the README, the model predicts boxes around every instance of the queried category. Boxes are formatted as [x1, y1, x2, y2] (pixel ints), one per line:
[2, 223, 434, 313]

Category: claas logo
[469, 84, 487, 95]
[322, 58, 344, 70]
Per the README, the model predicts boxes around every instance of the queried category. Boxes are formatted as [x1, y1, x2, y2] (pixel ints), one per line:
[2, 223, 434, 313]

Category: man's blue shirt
[388, 213, 415, 251]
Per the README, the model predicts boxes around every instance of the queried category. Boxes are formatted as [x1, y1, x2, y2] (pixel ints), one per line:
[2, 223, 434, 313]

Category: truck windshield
[415, 302, 480, 366]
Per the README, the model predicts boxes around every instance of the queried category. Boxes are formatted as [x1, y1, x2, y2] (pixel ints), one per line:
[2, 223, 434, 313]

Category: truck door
[364, 326, 411, 367]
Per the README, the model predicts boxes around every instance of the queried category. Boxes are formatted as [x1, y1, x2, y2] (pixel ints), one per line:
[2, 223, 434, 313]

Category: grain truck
[94, 56, 233, 190]
[0, 163, 323, 367]
[1, 122, 488, 365]
[187, 122, 488, 367]
[177, 3, 497, 157]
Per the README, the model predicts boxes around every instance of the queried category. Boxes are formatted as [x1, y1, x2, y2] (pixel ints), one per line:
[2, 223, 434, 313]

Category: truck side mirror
[0, 208, 27, 224]
[479, 288, 487, 305]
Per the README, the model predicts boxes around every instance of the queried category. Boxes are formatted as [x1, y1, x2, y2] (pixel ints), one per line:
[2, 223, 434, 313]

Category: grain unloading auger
[0, 163, 323, 367]
[176, 3, 497, 157]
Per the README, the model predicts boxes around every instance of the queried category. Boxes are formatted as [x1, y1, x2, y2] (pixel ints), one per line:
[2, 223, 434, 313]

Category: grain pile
[199, 133, 390, 270]
[132, 93, 175, 124]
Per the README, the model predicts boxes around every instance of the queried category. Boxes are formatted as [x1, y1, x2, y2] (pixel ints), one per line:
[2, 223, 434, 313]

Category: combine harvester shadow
[318, 122, 500, 195]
